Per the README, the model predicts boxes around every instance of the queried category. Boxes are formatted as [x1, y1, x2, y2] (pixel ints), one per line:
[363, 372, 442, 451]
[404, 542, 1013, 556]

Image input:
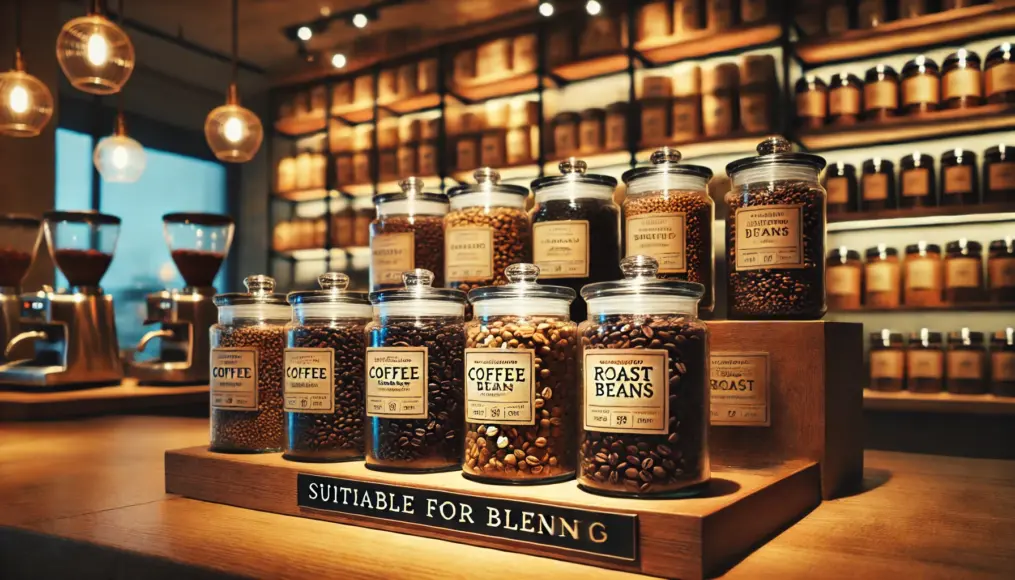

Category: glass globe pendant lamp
[0, 0, 54, 137]
[94, 111, 145, 183]
[56, 0, 135, 95]
[204, 0, 262, 163]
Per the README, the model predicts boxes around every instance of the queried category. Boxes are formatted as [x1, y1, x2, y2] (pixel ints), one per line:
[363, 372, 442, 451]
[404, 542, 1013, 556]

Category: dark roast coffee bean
[446, 207, 531, 293]
[370, 215, 445, 290]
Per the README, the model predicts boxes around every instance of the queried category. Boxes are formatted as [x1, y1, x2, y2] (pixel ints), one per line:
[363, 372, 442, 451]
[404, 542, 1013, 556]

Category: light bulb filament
[86, 33, 110, 66]
[9, 85, 30, 114]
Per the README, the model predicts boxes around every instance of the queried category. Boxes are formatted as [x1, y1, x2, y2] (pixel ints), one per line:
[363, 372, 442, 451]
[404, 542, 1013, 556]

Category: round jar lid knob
[399, 176, 425, 193]
[620, 255, 659, 279]
[756, 135, 791, 155]
[505, 263, 540, 284]
[244, 274, 276, 296]
[402, 268, 435, 289]
[319, 272, 349, 291]
[650, 147, 682, 165]
[473, 167, 502, 185]
[559, 157, 588, 175]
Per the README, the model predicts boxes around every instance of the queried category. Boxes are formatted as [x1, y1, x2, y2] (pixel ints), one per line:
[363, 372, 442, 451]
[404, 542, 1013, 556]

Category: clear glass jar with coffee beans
[725, 136, 827, 320]
[463, 263, 577, 484]
[370, 177, 449, 291]
[283, 273, 370, 463]
[445, 168, 531, 294]
[578, 256, 709, 498]
[621, 147, 715, 314]
[210, 275, 289, 453]
[365, 269, 467, 473]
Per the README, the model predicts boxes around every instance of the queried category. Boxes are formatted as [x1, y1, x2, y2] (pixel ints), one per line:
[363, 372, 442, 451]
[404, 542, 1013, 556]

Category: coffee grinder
[0, 215, 43, 364]
[130, 213, 234, 385]
[0, 211, 123, 388]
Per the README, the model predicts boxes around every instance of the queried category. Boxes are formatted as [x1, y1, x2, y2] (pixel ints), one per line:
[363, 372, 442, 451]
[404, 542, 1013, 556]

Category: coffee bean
[445, 206, 530, 294]
[370, 215, 445, 290]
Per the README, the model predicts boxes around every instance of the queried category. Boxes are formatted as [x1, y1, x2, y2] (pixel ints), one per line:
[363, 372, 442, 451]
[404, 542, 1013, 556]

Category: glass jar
[985, 43, 1015, 105]
[826, 247, 862, 310]
[946, 328, 987, 394]
[330, 198, 354, 249]
[622, 147, 715, 314]
[553, 112, 580, 158]
[857, 0, 889, 28]
[900, 152, 937, 208]
[828, 73, 862, 126]
[369, 177, 449, 291]
[795, 75, 827, 129]
[904, 242, 944, 307]
[861, 158, 897, 211]
[940, 149, 979, 206]
[901, 56, 940, 116]
[701, 63, 738, 138]
[530, 159, 621, 322]
[942, 49, 983, 110]
[672, 66, 702, 141]
[865, 245, 901, 309]
[824, 161, 858, 214]
[983, 144, 1015, 203]
[988, 238, 1015, 302]
[869, 330, 906, 392]
[463, 263, 577, 484]
[352, 194, 374, 248]
[445, 168, 531, 294]
[579, 108, 605, 154]
[577, 255, 709, 498]
[864, 65, 900, 121]
[725, 136, 827, 320]
[605, 102, 630, 152]
[991, 328, 1015, 397]
[365, 269, 467, 473]
[283, 273, 370, 462]
[907, 329, 944, 393]
[944, 239, 984, 304]
[210, 275, 289, 453]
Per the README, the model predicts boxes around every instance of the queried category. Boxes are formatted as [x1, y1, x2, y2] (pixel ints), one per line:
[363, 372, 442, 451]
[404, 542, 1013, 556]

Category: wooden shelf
[0, 381, 208, 421]
[635, 23, 782, 66]
[273, 188, 333, 202]
[637, 133, 764, 162]
[331, 102, 375, 124]
[379, 92, 442, 115]
[552, 52, 630, 83]
[274, 117, 327, 137]
[449, 71, 548, 103]
[828, 202, 1015, 231]
[864, 389, 1015, 416]
[798, 104, 1015, 152]
[831, 302, 1015, 314]
[796, 4, 1015, 65]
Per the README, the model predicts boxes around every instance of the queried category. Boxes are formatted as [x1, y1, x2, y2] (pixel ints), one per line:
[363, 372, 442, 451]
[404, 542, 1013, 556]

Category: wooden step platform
[0, 380, 208, 421]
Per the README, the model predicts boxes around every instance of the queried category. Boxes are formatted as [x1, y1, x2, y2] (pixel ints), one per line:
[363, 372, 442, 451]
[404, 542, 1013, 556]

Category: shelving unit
[832, 303, 1015, 314]
[828, 203, 1015, 230]
[864, 390, 1015, 416]
[635, 22, 782, 65]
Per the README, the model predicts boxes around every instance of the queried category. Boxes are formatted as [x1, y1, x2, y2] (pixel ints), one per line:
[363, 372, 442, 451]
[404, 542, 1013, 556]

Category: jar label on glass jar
[906, 259, 939, 290]
[946, 257, 981, 289]
[907, 350, 943, 379]
[870, 350, 904, 379]
[989, 162, 1015, 191]
[365, 347, 429, 419]
[902, 168, 930, 197]
[944, 68, 982, 99]
[986, 62, 1015, 96]
[583, 349, 669, 435]
[864, 81, 898, 111]
[830, 86, 860, 115]
[372, 232, 415, 287]
[532, 220, 590, 278]
[464, 349, 535, 425]
[210, 348, 259, 411]
[734, 205, 804, 271]
[866, 262, 899, 293]
[902, 75, 940, 106]
[947, 350, 984, 380]
[992, 352, 1015, 381]
[283, 348, 335, 414]
[944, 165, 974, 195]
[863, 173, 889, 201]
[445, 226, 494, 282]
[826, 177, 849, 204]
[710, 352, 770, 427]
[990, 258, 1015, 288]
[796, 91, 826, 119]
[827, 265, 861, 297]
[625, 212, 687, 274]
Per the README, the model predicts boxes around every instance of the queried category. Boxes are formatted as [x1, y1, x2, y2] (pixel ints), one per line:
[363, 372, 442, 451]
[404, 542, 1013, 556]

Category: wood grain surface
[0, 381, 209, 421]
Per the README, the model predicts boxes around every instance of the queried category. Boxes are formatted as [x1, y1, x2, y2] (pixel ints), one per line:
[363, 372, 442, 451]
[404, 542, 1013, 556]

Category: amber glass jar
[824, 162, 857, 214]
[907, 329, 944, 393]
[579, 108, 606, 154]
[869, 330, 906, 392]
[795, 75, 827, 129]
[899, 152, 936, 208]
[861, 158, 897, 210]
[985, 43, 1015, 105]
[904, 242, 943, 306]
[942, 49, 983, 110]
[983, 145, 1015, 203]
[991, 328, 1015, 397]
[901, 56, 940, 116]
[865, 245, 901, 308]
[946, 329, 987, 394]
[826, 247, 862, 310]
[829, 73, 863, 126]
[944, 239, 984, 304]
[553, 112, 581, 158]
[864, 65, 899, 121]
[988, 239, 1015, 303]
[940, 149, 978, 205]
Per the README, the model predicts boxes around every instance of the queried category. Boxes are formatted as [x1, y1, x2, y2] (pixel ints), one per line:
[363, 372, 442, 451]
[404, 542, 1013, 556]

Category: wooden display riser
[165, 447, 820, 579]
[0, 381, 208, 421]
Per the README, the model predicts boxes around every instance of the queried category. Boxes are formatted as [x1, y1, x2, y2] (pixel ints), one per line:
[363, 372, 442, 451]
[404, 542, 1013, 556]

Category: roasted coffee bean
[578, 314, 708, 496]
[725, 179, 826, 319]
[445, 207, 531, 293]
[370, 215, 445, 290]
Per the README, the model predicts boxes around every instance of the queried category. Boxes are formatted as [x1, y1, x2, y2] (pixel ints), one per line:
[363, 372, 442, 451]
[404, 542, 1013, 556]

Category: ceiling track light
[1, 0, 54, 137]
[538, 2, 554, 17]
[352, 13, 369, 29]
[585, 0, 602, 16]
[331, 53, 347, 69]
[56, 0, 135, 95]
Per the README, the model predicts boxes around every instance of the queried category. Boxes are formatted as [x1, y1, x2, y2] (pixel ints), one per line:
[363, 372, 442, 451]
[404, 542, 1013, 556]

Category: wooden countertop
[1, 417, 1013, 579]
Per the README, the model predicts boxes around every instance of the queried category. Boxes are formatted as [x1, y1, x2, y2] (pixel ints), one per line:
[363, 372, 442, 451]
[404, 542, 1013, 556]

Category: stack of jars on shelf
[276, 152, 327, 194]
[331, 124, 381, 187]
[867, 327, 1015, 397]
[798, 1, 1007, 37]
[449, 99, 540, 172]
[272, 216, 327, 253]
[826, 238, 1015, 310]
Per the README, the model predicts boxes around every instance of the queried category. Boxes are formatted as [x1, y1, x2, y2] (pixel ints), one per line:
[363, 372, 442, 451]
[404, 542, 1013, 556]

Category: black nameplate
[296, 473, 638, 561]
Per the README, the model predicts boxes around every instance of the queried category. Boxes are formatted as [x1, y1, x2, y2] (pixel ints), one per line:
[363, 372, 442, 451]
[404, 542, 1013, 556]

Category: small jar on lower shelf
[795, 75, 827, 129]
[991, 328, 1015, 397]
[904, 242, 943, 307]
[826, 247, 862, 310]
[988, 239, 1015, 303]
[861, 158, 897, 211]
[983, 145, 1015, 203]
[907, 329, 944, 393]
[865, 245, 902, 309]
[940, 149, 979, 206]
[946, 329, 987, 395]
[869, 330, 906, 392]
[899, 152, 937, 208]
[824, 162, 858, 214]
[944, 239, 984, 304]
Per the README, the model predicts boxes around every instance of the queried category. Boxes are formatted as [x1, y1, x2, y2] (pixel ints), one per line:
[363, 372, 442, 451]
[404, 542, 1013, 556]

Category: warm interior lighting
[222, 115, 245, 144]
[8, 84, 28, 113]
[85, 32, 109, 66]
[297, 26, 312, 41]
[0, 67, 54, 138]
[111, 144, 129, 169]
[352, 13, 368, 28]
[538, 2, 554, 17]
[585, 0, 601, 16]
[205, 0, 262, 163]
[94, 112, 146, 183]
[56, 8, 135, 95]
[331, 53, 346, 69]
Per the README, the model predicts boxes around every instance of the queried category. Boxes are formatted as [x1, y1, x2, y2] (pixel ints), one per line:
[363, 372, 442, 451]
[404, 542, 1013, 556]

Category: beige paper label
[211, 348, 259, 411]
[944, 68, 982, 99]
[986, 62, 1015, 96]
[944, 165, 973, 195]
[864, 81, 898, 110]
[866, 261, 898, 293]
[283, 348, 335, 414]
[445, 226, 493, 282]
[902, 168, 930, 197]
[797, 91, 827, 118]
[465, 349, 535, 425]
[710, 352, 769, 426]
[906, 259, 939, 290]
[827, 266, 861, 296]
[830, 86, 861, 115]
[863, 173, 889, 201]
[366, 347, 429, 419]
[826, 177, 849, 204]
[902, 75, 940, 105]
[989, 162, 1015, 191]
[992, 352, 1015, 381]
[908, 350, 943, 379]
[584, 349, 669, 435]
[947, 350, 984, 380]
[532, 220, 589, 278]
[734, 205, 804, 271]
[371, 232, 415, 287]
[870, 350, 904, 379]
[945, 257, 981, 289]
[989, 257, 1015, 289]
[625, 212, 687, 274]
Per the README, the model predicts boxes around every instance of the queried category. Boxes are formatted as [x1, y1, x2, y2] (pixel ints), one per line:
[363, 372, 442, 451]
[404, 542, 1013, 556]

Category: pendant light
[56, 0, 135, 95]
[204, 0, 263, 163]
[93, 0, 144, 183]
[0, 0, 54, 137]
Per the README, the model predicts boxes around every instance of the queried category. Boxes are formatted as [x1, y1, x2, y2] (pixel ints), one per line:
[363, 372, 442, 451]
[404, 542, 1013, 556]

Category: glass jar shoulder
[530, 196, 619, 222]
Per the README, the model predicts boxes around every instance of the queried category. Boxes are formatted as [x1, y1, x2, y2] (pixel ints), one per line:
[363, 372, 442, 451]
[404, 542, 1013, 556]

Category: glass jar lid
[370, 269, 466, 317]
[287, 272, 371, 318]
[985, 144, 1012, 159]
[989, 238, 1014, 253]
[530, 158, 618, 199]
[581, 255, 704, 315]
[992, 327, 1014, 346]
[794, 74, 826, 91]
[944, 49, 980, 69]
[469, 263, 575, 317]
[44, 210, 121, 226]
[948, 328, 985, 346]
[214, 275, 290, 320]
[864, 64, 898, 83]
[830, 72, 861, 86]
[905, 241, 942, 255]
[725, 136, 826, 178]
[827, 161, 855, 176]
[903, 55, 939, 75]
[828, 246, 861, 262]
[910, 328, 943, 346]
[870, 329, 905, 346]
[372, 177, 449, 206]
[865, 244, 898, 259]
[621, 147, 713, 194]
[863, 157, 894, 172]
[447, 168, 529, 209]
[946, 239, 983, 255]
[942, 149, 976, 164]
[988, 42, 1012, 63]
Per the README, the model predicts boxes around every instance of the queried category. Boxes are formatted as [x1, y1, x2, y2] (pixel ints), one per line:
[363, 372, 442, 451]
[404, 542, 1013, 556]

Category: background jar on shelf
[991, 328, 1015, 397]
[824, 161, 858, 214]
[829, 73, 863, 126]
[864, 64, 899, 121]
[605, 102, 631, 151]
[739, 55, 777, 134]
[946, 329, 987, 394]
[352, 194, 374, 248]
[861, 158, 897, 211]
[940, 149, 979, 205]
[869, 330, 906, 392]
[985, 42, 1015, 105]
[857, 0, 889, 29]
[988, 238, 1015, 302]
[944, 239, 984, 304]
[702, 63, 738, 138]
[901, 56, 940, 116]
[865, 245, 902, 309]
[826, 247, 862, 310]
[795, 75, 827, 129]
[904, 242, 944, 307]
[983, 145, 1015, 203]
[579, 108, 605, 154]
[672, 65, 702, 141]
[640, 97, 672, 146]
[553, 112, 580, 158]
[330, 198, 355, 249]
[942, 49, 983, 110]
[899, 152, 937, 208]
[907, 329, 945, 393]
[369, 178, 449, 291]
